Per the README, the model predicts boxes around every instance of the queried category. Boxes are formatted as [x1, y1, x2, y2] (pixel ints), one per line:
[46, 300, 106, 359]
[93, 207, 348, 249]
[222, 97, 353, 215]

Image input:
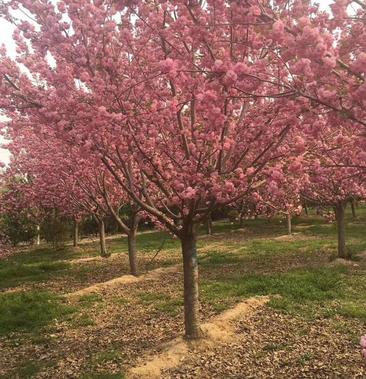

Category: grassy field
[0, 206, 365, 378]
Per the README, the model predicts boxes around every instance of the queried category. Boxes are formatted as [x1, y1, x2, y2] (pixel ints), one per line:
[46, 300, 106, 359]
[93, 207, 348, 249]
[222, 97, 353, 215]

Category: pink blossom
[249, 6, 261, 16]
[272, 20, 285, 40]
[159, 58, 178, 76]
[352, 53, 366, 74]
[361, 335, 366, 349]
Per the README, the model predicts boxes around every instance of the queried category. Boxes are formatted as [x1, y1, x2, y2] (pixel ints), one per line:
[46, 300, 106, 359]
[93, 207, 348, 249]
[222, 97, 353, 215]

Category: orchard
[0, 0, 365, 377]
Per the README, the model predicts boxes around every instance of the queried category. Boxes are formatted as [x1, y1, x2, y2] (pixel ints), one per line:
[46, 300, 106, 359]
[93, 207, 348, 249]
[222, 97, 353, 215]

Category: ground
[0, 208, 366, 378]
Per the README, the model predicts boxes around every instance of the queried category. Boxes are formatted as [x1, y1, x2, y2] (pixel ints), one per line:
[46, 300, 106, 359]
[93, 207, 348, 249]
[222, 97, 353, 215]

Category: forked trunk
[98, 219, 110, 258]
[287, 213, 292, 235]
[181, 229, 203, 340]
[335, 201, 349, 259]
[73, 219, 79, 247]
[128, 228, 138, 276]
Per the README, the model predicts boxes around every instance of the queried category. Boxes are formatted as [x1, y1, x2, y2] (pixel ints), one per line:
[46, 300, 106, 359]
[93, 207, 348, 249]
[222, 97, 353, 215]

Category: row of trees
[0, 0, 365, 339]
[0, 209, 133, 247]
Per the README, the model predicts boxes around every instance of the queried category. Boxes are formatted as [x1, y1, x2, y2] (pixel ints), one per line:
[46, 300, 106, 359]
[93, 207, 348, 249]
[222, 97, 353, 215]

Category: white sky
[0, 0, 333, 165]
[0, 17, 15, 165]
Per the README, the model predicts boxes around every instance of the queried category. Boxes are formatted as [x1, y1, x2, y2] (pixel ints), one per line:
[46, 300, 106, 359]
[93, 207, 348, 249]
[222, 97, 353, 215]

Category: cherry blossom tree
[3, 124, 143, 270]
[0, 0, 364, 339]
[301, 119, 366, 259]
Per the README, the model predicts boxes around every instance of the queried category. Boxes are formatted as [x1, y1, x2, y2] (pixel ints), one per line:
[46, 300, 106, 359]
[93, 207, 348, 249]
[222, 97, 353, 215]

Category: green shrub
[0, 213, 37, 246]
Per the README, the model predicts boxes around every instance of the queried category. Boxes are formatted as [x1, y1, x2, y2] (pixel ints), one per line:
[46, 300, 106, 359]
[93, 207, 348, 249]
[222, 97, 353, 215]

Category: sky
[0, 16, 15, 165]
[0, 0, 333, 165]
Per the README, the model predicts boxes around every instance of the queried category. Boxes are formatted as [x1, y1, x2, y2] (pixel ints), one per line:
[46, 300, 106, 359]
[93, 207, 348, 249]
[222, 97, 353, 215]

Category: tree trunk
[36, 225, 41, 245]
[287, 213, 292, 235]
[239, 212, 244, 227]
[106, 203, 140, 275]
[127, 228, 138, 276]
[351, 199, 357, 219]
[206, 214, 213, 235]
[98, 219, 110, 258]
[73, 219, 79, 247]
[304, 202, 309, 216]
[181, 229, 203, 340]
[335, 201, 349, 259]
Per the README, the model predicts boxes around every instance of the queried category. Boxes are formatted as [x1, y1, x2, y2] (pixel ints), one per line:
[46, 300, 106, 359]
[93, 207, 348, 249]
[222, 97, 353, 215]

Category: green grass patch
[0, 291, 74, 336]
[70, 313, 95, 327]
[155, 298, 184, 316]
[111, 296, 129, 306]
[16, 361, 41, 378]
[202, 266, 346, 316]
[80, 348, 125, 379]
[0, 261, 70, 290]
[137, 291, 183, 315]
[297, 352, 315, 365]
[138, 292, 167, 304]
[78, 293, 104, 307]
[200, 251, 242, 266]
[338, 302, 366, 321]
[92, 349, 123, 365]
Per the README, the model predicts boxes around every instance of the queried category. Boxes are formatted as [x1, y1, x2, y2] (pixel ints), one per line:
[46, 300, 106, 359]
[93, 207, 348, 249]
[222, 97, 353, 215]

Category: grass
[0, 360, 52, 379]
[78, 293, 104, 307]
[92, 349, 123, 365]
[0, 291, 75, 336]
[297, 352, 315, 365]
[155, 298, 184, 315]
[1, 206, 365, 320]
[202, 266, 347, 316]
[0, 229, 180, 291]
[70, 313, 95, 327]
[138, 292, 167, 303]
[0, 261, 70, 290]
[136, 291, 184, 315]
[80, 349, 125, 379]
[137, 292, 183, 315]
[111, 296, 129, 306]
[0, 205, 365, 377]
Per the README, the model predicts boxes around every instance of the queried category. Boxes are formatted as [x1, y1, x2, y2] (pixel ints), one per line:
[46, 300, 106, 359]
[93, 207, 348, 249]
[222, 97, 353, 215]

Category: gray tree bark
[98, 219, 110, 258]
[287, 213, 292, 235]
[73, 219, 79, 247]
[335, 201, 349, 259]
[127, 210, 139, 276]
[181, 226, 203, 339]
[36, 225, 41, 246]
